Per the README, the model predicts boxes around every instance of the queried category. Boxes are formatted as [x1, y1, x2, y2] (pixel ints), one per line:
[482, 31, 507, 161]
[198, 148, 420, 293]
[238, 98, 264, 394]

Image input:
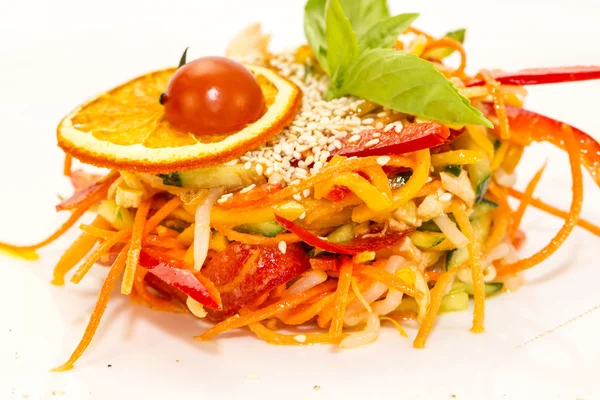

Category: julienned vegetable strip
[329, 260, 353, 338]
[508, 163, 546, 239]
[497, 127, 583, 275]
[452, 202, 485, 333]
[354, 265, 424, 299]
[248, 321, 343, 345]
[467, 66, 600, 87]
[413, 267, 462, 348]
[53, 246, 128, 371]
[122, 199, 152, 295]
[506, 187, 600, 236]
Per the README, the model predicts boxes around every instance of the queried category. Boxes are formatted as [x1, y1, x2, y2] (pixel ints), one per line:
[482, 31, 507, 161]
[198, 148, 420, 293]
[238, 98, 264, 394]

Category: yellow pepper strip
[491, 141, 510, 170]
[501, 144, 525, 174]
[431, 150, 484, 168]
[315, 172, 392, 212]
[452, 201, 485, 333]
[211, 201, 305, 226]
[465, 125, 495, 159]
[177, 224, 195, 247]
[363, 166, 392, 198]
[352, 150, 431, 223]
[209, 231, 229, 252]
[428, 238, 457, 252]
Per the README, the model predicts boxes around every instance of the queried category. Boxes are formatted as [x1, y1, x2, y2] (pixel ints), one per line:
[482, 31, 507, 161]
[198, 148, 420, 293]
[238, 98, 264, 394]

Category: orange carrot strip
[480, 70, 510, 139]
[70, 231, 131, 284]
[52, 216, 111, 286]
[509, 163, 546, 239]
[63, 154, 73, 177]
[133, 268, 185, 313]
[497, 126, 583, 275]
[422, 37, 467, 76]
[145, 196, 183, 235]
[197, 280, 337, 340]
[52, 246, 128, 371]
[228, 156, 413, 210]
[355, 266, 424, 299]
[379, 316, 408, 337]
[413, 267, 462, 348]
[155, 226, 180, 238]
[329, 261, 353, 338]
[248, 321, 343, 345]
[452, 202, 485, 333]
[277, 291, 336, 325]
[122, 199, 152, 295]
[212, 222, 300, 245]
[507, 188, 600, 237]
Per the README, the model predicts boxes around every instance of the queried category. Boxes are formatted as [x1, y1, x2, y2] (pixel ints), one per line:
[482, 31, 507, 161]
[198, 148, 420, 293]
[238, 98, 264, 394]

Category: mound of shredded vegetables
[2, 22, 600, 372]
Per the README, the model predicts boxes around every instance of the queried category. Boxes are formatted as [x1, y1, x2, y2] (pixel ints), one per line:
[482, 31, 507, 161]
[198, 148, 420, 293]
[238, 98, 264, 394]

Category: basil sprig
[304, 0, 491, 128]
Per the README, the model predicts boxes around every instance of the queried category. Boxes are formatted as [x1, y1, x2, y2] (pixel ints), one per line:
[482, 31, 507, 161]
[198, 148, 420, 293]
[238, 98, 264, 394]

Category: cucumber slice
[327, 223, 355, 244]
[446, 213, 492, 270]
[98, 199, 134, 230]
[409, 231, 446, 248]
[440, 291, 469, 312]
[470, 199, 498, 220]
[161, 165, 260, 190]
[388, 171, 413, 190]
[467, 158, 492, 203]
[446, 247, 469, 271]
[418, 220, 442, 233]
[453, 282, 504, 296]
[444, 164, 463, 177]
[234, 221, 284, 237]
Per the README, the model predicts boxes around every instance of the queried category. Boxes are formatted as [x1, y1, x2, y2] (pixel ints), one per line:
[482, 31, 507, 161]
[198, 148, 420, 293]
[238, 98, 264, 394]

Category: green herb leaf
[425, 28, 466, 60]
[339, 0, 390, 35]
[325, 0, 359, 93]
[337, 48, 492, 127]
[304, 0, 330, 74]
[178, 47, 189, 68]
[358, 13, 418, 51]
[444, 164, 463, 177]
[158, 173, 182, 187]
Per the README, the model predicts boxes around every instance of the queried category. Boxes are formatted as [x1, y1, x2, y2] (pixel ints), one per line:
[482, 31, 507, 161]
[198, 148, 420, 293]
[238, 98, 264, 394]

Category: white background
[1, 0, 599, 399]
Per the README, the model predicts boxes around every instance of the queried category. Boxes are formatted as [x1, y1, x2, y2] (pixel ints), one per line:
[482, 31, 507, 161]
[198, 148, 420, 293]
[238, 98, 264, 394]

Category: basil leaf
[338, 48, 492, 127]
[325, 0, 359, 91]
[358, 13, 418, 51]
[426, 28, 466, 60]
[339, 0, 390, 35]
[304, 0, 330, 74]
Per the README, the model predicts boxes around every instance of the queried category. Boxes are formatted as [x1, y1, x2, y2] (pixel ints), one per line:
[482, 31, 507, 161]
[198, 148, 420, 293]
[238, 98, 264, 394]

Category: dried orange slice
[57, 65, 301, 173]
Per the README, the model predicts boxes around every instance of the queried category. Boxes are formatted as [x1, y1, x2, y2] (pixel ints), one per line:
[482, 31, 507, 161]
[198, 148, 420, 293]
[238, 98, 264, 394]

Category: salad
[2, 0, 599, 370]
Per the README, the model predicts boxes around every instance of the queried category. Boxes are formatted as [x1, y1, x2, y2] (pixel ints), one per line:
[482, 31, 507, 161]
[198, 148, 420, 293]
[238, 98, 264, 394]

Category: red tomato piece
[202, 242, 310, 321]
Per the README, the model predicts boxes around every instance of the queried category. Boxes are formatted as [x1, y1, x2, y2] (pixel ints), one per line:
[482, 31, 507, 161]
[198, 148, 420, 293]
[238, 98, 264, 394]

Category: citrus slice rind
[57, 65, 302, 173]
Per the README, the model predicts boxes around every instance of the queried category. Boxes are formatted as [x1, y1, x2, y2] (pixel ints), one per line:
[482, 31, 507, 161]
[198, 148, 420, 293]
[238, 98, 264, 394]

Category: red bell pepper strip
[138, 248, 222, 310]
[69, 169, 103, 191]
[309, 255, 341, 272]
[332, 121, 450, 158]
[275, 215, 413, 255]
[480, 103, 600, 186]
[56, 171, 119, 211]
[202, 242, 310, 321]
[467, 66, 600, 87]
[324, 185, 353, 202]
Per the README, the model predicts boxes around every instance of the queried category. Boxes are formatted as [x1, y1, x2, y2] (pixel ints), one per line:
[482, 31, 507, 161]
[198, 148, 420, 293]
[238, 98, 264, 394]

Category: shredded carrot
[52, 246, 128, 371]
[52, 216, 111, 285]
[506, 187, 600, 236]
[212, 222, 300, 245]
[277, 291, 336, 325]
[70, 230, 131, 284]
[413, 267, 462, 348]
[227, 155, 413, 210]
[248, 321, 342, 345]
[497, 127, 583, 275]
[508, 163, 547, 239]
[63, 154, 73, 177]
[247, 291, 271, 310]
[197, 280, 337, 340]
[422, 37, 467, 76]
[144, 236, 186, 249]
[145, 197, 183, 235]
[452, 202, 485, 333]
[406, 26, 435, 40]
[379, 316, 408, 337]
[329, 261, 353, 338]
[354, 265, 424, 299]
[122, 199, 152, 295]
[415, 180, 442, 198]
[387, 310, 418, 321]
[132, 268, 185, 313]
[424, 270, 442, 282]
[480, 69, 510, 139]
[155, 226, 180, 238]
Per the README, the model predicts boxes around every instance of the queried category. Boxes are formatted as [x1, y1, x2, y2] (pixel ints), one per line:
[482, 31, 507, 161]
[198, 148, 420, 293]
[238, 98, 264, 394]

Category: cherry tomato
[162, 56, 265, 135]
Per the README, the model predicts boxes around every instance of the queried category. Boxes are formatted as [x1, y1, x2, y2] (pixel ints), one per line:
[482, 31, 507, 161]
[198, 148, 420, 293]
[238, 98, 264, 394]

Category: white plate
[1, 1, 599, 399]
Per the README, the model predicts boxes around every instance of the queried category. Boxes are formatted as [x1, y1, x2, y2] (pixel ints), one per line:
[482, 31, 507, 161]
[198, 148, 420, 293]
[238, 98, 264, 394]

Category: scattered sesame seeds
[240, 184, 256, 194]
[361, 117, 375, 125]
[299, 212, 306, 219]
[348, 134, 361, 143]
[377, 156, 391, 166]
[278, 241, 287, 254]
[293, 193, 302, 201]
[243, 161, 252, 170]
[294, 334, 307, 343]
[365, 138, 380, 148]
[302, 189, 311, 198]
[217, 193, 233, 203]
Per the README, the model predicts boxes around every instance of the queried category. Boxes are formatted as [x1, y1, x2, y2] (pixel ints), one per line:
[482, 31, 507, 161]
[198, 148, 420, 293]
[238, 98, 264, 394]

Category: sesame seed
[394, 123, 403, 133]
[303, 189, 311, 198]
[365, 138, 380, 148]
[385, 123, 396, 131]
[362, 118, 375, 125]
[299, 212, 306, 219]
[240, 184, 256, 194]
[256, 164, 264, 175]
[293, 334, 307, 343]
[293, 193, 302, 201]
[377, 111, 388, 117]
[377, 156, 390, 166]
[439, 192, 453, 202]
[375, 122, 384, 129]
[244, 161, 252, 170]
[348, 134, 361, 143]
[372, 132, 381, 138]
[278, 241, 287, 254]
